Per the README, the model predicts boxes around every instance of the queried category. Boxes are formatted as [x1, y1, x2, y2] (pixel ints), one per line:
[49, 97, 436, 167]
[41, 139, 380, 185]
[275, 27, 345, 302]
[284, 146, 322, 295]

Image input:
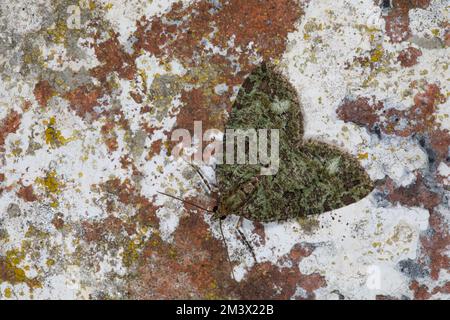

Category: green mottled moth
[160, 62, 374, 266]
[213, 63, 373, 222]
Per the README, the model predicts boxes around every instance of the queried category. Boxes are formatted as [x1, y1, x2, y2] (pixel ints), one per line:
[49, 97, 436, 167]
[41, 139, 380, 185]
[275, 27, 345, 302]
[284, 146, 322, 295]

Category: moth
[160, 63, 374, 265]
[212, 63, 374, 222]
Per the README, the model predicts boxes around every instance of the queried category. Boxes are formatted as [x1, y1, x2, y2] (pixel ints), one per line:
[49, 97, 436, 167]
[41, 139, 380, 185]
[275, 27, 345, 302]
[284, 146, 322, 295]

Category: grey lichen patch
[127, 129, 147, 159]
[398, 258, 429, 280]
[7, 203, 21, 218]
[216, 63, 374, 222]
[148, 74, 182, 119]
[3, 0, 108, 92]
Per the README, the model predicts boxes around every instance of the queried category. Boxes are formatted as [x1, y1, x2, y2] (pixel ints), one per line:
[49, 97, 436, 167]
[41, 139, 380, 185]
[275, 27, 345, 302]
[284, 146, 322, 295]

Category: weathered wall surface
[0, 0, 448, 299]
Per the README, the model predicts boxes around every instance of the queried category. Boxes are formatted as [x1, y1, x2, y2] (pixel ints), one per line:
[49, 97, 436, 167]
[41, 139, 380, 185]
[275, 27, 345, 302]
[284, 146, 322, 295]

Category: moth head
[213, 200, 229, 220]
[215, 189, 250, 220]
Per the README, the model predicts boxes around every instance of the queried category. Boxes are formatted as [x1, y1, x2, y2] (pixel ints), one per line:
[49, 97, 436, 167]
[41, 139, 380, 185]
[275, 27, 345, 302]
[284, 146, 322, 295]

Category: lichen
[4, 287, 12, 299]
[0, 249, 41, 290]
[46, 19, 69, 44]
[122, 240, 141, 268]
[370, 45, 384, 63]
[44, 117, 70, 147]
[36, 170, 62, 194]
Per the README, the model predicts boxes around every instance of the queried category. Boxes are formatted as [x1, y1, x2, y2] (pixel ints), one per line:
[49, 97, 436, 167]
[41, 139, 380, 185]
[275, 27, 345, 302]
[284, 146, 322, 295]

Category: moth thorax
[242, 179, 258, 195]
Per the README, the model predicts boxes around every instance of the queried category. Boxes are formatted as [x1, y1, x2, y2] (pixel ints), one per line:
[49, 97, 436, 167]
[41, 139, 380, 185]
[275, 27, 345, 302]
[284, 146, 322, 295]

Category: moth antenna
[157, 191, 214, 213]
[184, 159, 216, 193]
[219, 218, 236, 281]
[159, 190, 236, 281]
[236, 217, 257, 263]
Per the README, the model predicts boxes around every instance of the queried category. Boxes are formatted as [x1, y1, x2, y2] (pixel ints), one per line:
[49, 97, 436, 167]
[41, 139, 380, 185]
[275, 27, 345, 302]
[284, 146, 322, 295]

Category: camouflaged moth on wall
[213, 63, 374, 222]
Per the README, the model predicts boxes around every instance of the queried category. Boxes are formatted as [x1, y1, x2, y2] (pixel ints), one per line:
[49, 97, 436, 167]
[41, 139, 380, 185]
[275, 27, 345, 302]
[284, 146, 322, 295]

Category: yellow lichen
[372, 242, 382, 248]
[122, 239, 141, 268]
[80, 0, 96, 10]
[431, 28, 440, 37]
[204, 289, 221, 300]
[46, 259, 55, 267]
[23, 47, 43, 66]
[104, 3, 113, 10]
[36, 170, 62, 194]
[46, 20, 69, 44]
[4, 288, 12, 299]
[209, 281, 218, 290]
[358, 152, 369, 160]
[370, 45, 384, 63]
[25, 226, 49, 239]
[44, 117, 70, 147]
[1, 248, 40, 289]
[168, 248, 177, 259]
[50, 201, 59, 208]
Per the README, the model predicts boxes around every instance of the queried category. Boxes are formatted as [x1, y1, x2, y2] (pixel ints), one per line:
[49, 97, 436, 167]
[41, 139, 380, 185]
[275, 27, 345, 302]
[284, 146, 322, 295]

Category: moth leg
[219, 219, 236, 281]
[235, 216, 257, 263]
